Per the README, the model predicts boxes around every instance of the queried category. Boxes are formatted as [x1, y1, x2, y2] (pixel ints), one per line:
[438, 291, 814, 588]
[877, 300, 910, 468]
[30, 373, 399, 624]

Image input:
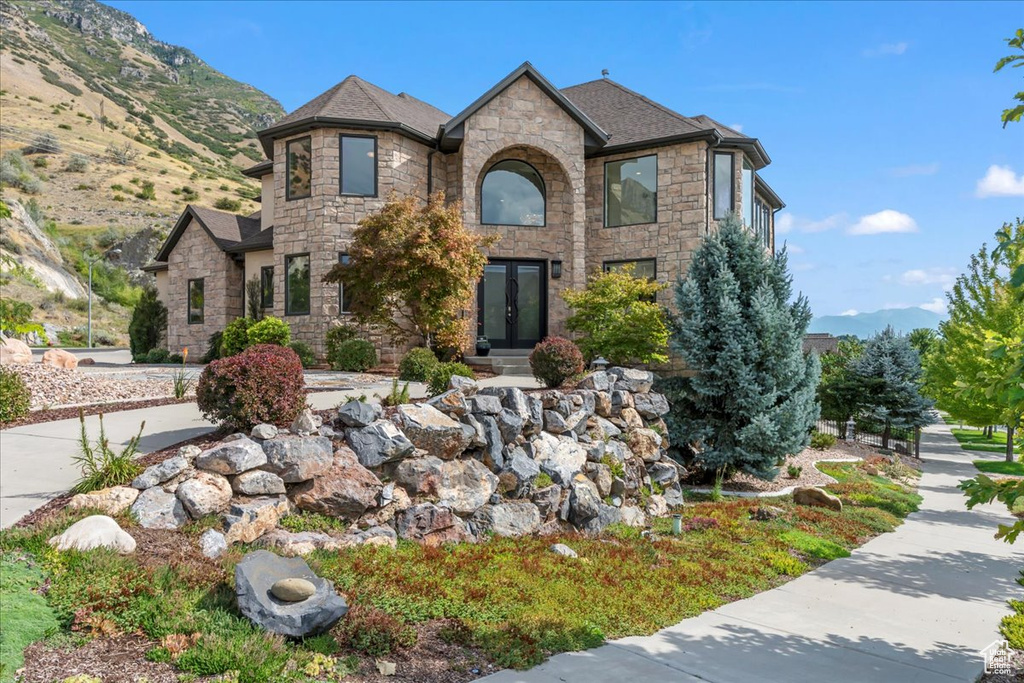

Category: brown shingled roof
[227, 226, 274, 253]
[691, 115, 750, 140]
[154, 205, 262, 262]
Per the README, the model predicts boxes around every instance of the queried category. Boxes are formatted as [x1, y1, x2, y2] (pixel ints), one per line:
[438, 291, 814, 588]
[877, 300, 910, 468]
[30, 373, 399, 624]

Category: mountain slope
[809, 307, 945, 338]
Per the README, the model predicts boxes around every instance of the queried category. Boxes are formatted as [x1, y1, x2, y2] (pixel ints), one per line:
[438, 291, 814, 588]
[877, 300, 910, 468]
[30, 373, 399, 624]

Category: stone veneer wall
[166, 218, 243, 353]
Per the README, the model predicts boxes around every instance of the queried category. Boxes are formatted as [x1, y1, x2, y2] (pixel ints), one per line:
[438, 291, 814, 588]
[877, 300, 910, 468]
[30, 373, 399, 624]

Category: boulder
[426, 390, 468, 417]
[604, 439, 632, 463]
[568, 474, 602, 526]
[232, 470, 287, 496]
[394, 404, 470, 460]
[41, 348, 78, 370]
[235, 550, 348, 637]
[196, 437, 267, 475]
[391, 455, 444, 497]
[751, 505, 786, 522]
[223, 496, 291, 544]
[478, 415, 504, 471]
[346, 420, 415, 468]
[467, 394, 502, 415]
[620, 407, 645, 431]
[251, 423, 279, 440]
[564, 409, 589, 436]
[260, 529, 348, 556]
[0, 336, 32, 365]
[438, 458, 498, 514]
[584, 462, 613, 497]
[337, 401, 381, 428]
[449, 374, 478, 395]
[628, 428, 663, 462]
[647, 461, 680, 487]
[480, 387, 531, 422]
[495, 408, 524, 444]
[645, 494, 669, 518]
[610, 390, 634, 416]
[290, 448, 383, 520]
[523, 395, 544, 436]
[290, 409, 322, 436]
[571, 390, 597, 416]
[583, 504, 623, 533]
[633, 392, 670, 419]
[396, 503, 471, 546]
[261, 435, 333, 483]
[585, 440, 606, 463]
[577, 370, 611, 392]
[66, 486, 139, 516]
[352, 525, 398, 549]
[793, 486, 843, 512]
[502, 450, 540, 497]
[590, 416, 621, 440]
[531, 433, 587, 486]
[199, 529, 228, 559]
[471, 501, 542, 537]
[460, 414, 487, 448]
[543, 410, 568, 434]
[131, 487, 188, 529]
[663, 483, 685, 508]
[177, 444, 202, 463]
[176, 472, 232, 518]
[48, 515, 135, 554]
[131, 456, 189, 489]
[549, 542, 578, 558]
[272, 577, 317, 602]
[531, 484, 562, 519]
[620, 505, 646, 527]
[608, 367, 653, 393]
[593, 391, 612, 418]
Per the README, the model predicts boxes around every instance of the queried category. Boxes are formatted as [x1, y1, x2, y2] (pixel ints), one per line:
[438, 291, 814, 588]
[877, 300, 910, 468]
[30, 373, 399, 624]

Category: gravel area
[9, 364, 184, 410]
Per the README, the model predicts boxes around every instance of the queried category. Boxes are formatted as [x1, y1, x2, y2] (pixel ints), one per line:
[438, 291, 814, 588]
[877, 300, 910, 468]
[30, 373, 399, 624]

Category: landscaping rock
[0, 336, 32, 365]
[593, 391, 612, 418]
[543, 410, 568, 434]
[427, 389, 468, 417]
[41, 348, 79, 370]
[131, 456, 188, 489]
[577, 370, 611, 392]
[232, 470, 287, 496]
[251, 424, 278, 440]
[48, 515, 135, 554]
[176, 472, 233, 518]
[460, 414, 487, 448]
[524, 395, 544, 436]
[449, 374, 478, 395]
[291, 409, 322, 436]
[647, 461, 680, 487]
[478, 415, 504, 471]
[609, 367, 653, 393]
[260, 530, 347, 556]
[663, 483, 685, 508]
[271, 577, 317, 602]
[610, 390, 634, 416]
[568, 474, 602, 526]
[467, 394, 502, 415]
[583, 503, 623, 533]
[391, 456, 444, 497]
[620, 407, 645, 431]
[532, 484, 562, 519]
[261, 435, 333, 483]
[66, 486, 139, 516]
[337, 401, 381, 428]
[549, 542, 578, 558]
[438, 458, 499, 513]
[472, 501, 542, 537]
[645, 494, 668, 518]
[495, 408, 525, 444]
[196, 437, 267, 475]
[584, 462, 613, 497]
[591, 416, 621, 440]
[564, 409, 589, 436]
[633, 392, 670, 419]
[223, 496, 291, 544]
[628, 428, 663, 462]
[751, 505, 786, 521]
[394, 403, 470, 460]
[620, 505, 646, 527]
[352, 525, 398, 548]
[199, 528, 228, 558]
[396, 503, 471, 546]
[793, 486, 843, 512]
[132, 487, 188, 529]
[290, 448, 383, 520]
[177, 444, 203, 463]
[502, 450, 540, 497]
[346, 420, 415, 467]
[531, 432, 587, 486]
[235, 550, 348, 637]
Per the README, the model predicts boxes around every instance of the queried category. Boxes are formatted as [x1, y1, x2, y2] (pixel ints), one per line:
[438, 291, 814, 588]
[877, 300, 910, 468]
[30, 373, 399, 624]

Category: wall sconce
[551, 260, 562, 279]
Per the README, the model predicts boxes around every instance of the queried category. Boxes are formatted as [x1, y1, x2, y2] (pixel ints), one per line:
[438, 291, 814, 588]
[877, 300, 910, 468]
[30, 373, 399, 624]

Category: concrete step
[465, 355, 532, 376]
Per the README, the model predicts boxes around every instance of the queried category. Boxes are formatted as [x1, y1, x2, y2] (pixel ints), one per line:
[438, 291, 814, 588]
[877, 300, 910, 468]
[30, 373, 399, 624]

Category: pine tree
[670, 215, 820, 480]
[128, 285, 167, 360]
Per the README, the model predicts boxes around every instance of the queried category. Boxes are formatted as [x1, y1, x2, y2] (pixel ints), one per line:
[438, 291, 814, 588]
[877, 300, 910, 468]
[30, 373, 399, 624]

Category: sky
[108, 0, 1024, 318]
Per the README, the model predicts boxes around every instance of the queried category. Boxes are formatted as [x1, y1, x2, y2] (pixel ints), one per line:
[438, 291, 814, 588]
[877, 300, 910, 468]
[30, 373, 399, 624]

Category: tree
[670, 215, 820, 480]
[995, 28, 1024, 127]
[907, 328, 938, 358]
[128, 286, 167, 360]
[245, 277, 264, 320]
[817, 338, 864, 434]
[848, 327, 933, 449]
[323, 192, 496, 351]
[563, 264, 669, 365]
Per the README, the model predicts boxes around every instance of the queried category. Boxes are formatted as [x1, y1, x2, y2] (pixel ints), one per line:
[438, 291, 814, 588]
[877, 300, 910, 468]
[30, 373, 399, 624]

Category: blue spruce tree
[669, 215, 820, 480]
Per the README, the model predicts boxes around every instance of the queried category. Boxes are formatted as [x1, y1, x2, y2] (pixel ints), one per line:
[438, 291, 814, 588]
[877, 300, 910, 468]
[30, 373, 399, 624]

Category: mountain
[0, 0, 284, 233]
[809, 307, 946, 338]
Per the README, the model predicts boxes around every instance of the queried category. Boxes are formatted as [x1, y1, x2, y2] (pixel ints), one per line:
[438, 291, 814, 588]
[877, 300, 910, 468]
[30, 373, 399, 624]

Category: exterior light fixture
[591, 356, 609, 372]
[551, 260, 562, 279]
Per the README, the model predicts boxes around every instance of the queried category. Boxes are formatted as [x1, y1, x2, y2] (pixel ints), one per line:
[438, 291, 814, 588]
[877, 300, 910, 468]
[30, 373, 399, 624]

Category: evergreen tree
[849, 327, 933, 448]
[817, 338, 864, 436]
[128, 285, 167, 360]
[670, 215, 820, 480]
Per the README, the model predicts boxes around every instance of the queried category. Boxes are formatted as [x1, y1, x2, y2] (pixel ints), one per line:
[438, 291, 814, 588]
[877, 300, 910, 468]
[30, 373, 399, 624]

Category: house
[144, 62, 784, 363]
[803, 333, 841, 355]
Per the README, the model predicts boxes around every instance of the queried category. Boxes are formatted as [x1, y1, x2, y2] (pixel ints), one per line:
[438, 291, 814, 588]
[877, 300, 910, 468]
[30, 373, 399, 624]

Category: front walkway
[482, 422, 1023, 682]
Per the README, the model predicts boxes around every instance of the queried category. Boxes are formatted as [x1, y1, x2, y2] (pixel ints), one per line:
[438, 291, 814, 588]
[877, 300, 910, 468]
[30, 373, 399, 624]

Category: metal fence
[816, 418, 921, 457]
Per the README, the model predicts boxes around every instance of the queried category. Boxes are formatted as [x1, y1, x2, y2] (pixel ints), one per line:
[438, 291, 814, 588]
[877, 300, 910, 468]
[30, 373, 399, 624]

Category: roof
[755, 175, 785, 209]
[154, 205, 263, 262]
[803, 333, 841, 355]
[242, 160, 273, 178]
[258, 75, 451, 156]
[226, 226, 274, 253]
[691, 115, 748, 139]
[140, 261, 167, 272]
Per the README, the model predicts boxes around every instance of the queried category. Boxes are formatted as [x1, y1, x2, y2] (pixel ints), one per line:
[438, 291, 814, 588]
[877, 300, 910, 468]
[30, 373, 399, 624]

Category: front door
[477, 260, 547, 349]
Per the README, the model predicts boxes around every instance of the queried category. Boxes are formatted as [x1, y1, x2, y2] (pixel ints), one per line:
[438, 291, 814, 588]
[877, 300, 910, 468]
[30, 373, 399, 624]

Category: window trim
[602, 258, 658, 303]
[187, 278, 204, 325]
[713, 152, 735, 220]
[480, 159, 547, 228]
[339, 134, 379, 198]
[337, 252, 352, 315]
[283, 252, 311, 316]
[285, 136, 312, 201]
[260, 265, 274, 309]
[603, 154, 659, 228]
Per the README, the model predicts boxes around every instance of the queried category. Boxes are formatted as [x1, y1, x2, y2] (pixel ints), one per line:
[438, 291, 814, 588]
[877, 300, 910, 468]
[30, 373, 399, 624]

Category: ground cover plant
[0, 554, 60, 679]
[0, 462, 919, 680]
[951, 427, 1010, 454]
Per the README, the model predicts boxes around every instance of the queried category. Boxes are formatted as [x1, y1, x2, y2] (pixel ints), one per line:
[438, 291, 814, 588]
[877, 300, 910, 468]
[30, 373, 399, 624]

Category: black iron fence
[816, 418, 921, 457]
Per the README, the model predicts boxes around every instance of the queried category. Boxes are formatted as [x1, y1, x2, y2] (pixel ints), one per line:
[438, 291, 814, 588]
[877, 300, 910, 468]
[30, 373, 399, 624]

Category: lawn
[974, 460, 1024, 477]
[951, 427, 1010, 454]
[0, 463, 920, 681]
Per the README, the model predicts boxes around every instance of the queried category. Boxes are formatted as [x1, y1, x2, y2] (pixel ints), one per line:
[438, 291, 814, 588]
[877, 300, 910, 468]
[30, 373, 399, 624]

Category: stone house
[145, 62, 784, 363]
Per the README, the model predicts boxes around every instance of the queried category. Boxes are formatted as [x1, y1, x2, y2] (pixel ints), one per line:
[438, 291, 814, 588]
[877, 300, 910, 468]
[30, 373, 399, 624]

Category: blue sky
[109, 1, 1023, 318]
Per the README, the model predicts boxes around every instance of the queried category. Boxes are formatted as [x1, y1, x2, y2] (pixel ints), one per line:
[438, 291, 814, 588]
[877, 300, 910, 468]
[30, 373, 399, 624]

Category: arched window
[481, 160, 545, 226]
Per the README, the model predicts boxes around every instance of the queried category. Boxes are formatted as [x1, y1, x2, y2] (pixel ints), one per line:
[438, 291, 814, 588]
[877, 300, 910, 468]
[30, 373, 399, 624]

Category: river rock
[346, 420, 415, 467]
[66, 486, 139, 516]
[176, 471, 233, 518]
[196, 437, 267, 475]
[48, 515, 135, 553]
[271, 577, 317, 602]
[132, 487, 188, 529]
[394, 403, 470, 460]
[261, 435, 333, 483]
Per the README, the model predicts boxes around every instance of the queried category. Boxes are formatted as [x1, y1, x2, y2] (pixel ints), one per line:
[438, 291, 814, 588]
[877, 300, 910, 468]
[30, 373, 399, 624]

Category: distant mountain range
[808, 307, 945, 338]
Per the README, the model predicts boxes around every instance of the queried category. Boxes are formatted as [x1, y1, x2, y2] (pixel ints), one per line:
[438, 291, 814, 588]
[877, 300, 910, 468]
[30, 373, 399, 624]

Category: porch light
[591, 356, 609, 372]
[551, 260, 562, 279]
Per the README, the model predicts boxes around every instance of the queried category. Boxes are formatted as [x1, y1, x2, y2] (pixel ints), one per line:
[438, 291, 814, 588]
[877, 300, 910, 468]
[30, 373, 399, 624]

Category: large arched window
[481, 160, 545, 226]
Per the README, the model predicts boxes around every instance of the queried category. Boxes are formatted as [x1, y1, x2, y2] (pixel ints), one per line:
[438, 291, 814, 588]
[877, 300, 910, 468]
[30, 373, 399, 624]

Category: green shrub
[787, 464, 803, 478]
[134, 180, 156, 200]
[214, 197, 242, 212]
[529, 336, 585, 388]
[0, 366, 31, 422]
[810, 431, 837, 450]
[196, 344, 307, 430]
[128, 286, 167, 360]
[335, 604, 416, 657]
[71, 412, 144, 493]
[325, 324, 358, 365]
[426, 361, 475, 396]
[330, 339, 377, 372]
[289, 340, 316, 368]
[220, 317, 253, 357]
[202, 330, 224, 363]
[65, 153, 88, 172]
[246, 316, 290, 347]
[380, 377, 411, 407]
[398, 347, 438, 382]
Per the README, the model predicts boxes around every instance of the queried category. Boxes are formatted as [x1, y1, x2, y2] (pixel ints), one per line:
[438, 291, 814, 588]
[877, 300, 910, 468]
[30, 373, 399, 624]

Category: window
[604, 155, 657, 227]
[603, 259, 657, 302]
[284, 254, 310, 315]
[260, 266, 274, 308]
[742, 160, 754, 228]
[187, 278, 204, 324]
[286, 137, 312, 200]
[713, 153, 734, 220]
[340, 135, 377, 196]
[338, 252, 352, 314]
[481, 160, 545, 226]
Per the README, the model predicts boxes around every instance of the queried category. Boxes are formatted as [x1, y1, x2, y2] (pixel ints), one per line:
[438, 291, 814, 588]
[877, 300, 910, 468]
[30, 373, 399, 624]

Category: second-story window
[340, 135, 377, 197]
[286, 137, 312, 200]
[742, 160, 754, 228]
[713, 152, 733, 220]
[481, 160, 545, 226]
[605, 155, 657, 227]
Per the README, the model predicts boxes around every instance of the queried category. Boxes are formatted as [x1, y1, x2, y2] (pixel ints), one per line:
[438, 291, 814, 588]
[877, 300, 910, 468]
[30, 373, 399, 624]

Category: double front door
[477, 260, 547, 349]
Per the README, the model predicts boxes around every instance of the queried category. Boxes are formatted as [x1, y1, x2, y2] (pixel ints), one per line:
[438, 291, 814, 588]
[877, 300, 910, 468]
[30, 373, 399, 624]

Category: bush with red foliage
[196, 344, 307, 430]
[683, 516, 720, 532]
[528, 336, 585, 388]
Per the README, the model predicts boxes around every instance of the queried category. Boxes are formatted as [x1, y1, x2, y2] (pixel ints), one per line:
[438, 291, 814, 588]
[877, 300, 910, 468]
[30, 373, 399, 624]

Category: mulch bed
[19, 635, 191, 683]
[0, 396, 193, 430]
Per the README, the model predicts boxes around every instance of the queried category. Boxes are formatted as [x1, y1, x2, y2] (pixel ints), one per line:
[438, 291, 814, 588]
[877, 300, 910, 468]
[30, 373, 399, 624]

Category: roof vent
[601, 69, 610, 78]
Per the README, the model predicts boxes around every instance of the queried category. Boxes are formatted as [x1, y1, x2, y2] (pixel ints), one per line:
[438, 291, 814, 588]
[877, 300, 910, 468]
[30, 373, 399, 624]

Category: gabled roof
[439, 62, 609, 153]
[258, 75, 451, 156]
[226, 226, 274, 254]
[691, 115, 748, 139]
[154, 205, 262, 262]
[694, 114, 771, 168]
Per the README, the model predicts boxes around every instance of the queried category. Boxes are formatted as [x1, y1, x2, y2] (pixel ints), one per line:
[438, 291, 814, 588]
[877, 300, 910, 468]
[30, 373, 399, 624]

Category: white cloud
[863, 42, 909, 57]
[919, 297, 947, 314]
[782, 243, 804, 254]
[728, 123, 744, 133]
[775, 212, 847, 234]
[898, 266, 958, 287]
[889, 162, 940, 177]
[975, 165, 1024, 198]
[848, 210, 918, 236]
[840, 309, 859, 316]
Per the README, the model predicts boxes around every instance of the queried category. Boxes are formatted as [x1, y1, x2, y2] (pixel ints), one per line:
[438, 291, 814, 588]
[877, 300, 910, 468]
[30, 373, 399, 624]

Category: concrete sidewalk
[482, 422, 1022, 683]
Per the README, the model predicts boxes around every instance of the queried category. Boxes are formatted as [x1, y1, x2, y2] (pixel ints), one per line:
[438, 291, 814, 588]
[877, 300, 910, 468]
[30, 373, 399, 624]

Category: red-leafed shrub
[196, 344, 306, 429]
[529, 336, 585, 388]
